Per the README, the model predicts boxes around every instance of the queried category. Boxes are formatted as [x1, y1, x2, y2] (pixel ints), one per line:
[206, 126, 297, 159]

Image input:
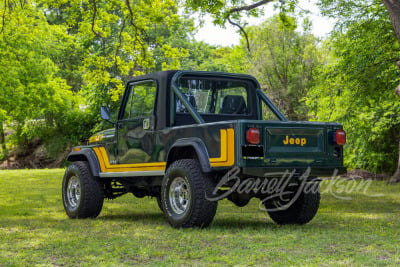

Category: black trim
[242, 166, 347, 177]
[66, 149, 101, 177]
[167, 138, 212, 173]
[169, 71, 260, 126]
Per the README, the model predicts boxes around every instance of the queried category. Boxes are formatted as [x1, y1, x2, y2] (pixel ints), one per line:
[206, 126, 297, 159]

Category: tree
[184, 0, 299, 51]
[0, 1, 75, 161]
[381, 0, 400, 181]
[180, 41, 248, 73]
[307, 2, 400, 176]
[317, 0, 400, 181]
[39, 0, 189, 110]
[0, 0, 196, 165]
[246, 16, 322, 120]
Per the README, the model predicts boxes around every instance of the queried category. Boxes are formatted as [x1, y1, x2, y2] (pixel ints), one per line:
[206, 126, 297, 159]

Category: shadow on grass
[101, 210, 278, 230]
[100, 211, 165, 223]
[2, 197, 397, 232]
[98, 209, 277, 230]
[211, 217, 276, 230]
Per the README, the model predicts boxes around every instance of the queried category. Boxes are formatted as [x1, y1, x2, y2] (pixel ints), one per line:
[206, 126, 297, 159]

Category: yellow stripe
[93, 147, 166, 172]
[210, 129, 227, 163]
[93, 128, 235, 173]
[210, 128, 235, 167]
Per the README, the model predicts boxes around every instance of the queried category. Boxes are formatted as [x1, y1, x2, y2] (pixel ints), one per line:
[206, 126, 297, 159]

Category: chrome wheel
[169, 177, 190, 215]
[161, 159, 218, 228]
[66, 175, 81, 210]
[62, 162, 104, 218]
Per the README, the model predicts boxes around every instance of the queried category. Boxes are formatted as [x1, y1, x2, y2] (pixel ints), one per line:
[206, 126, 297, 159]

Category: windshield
[176, 78, 251, 115]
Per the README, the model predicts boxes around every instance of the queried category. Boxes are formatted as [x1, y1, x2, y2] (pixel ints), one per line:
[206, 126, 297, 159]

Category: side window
[123, 81, 156, 119]
[123, 87, 134, 120]
[215, 87, 248, 114]
[176, 78, 250, 115]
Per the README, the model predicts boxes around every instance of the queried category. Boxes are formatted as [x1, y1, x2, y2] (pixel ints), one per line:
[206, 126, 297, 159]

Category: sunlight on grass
[0, 169, 399, 266]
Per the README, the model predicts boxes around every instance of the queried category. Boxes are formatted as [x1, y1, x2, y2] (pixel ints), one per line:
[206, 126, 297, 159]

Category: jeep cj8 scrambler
[62, 70, 346, 228]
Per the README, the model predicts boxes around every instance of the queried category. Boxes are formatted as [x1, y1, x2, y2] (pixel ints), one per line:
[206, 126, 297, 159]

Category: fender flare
[66, 149, 101, 177]
[167, 138, 212, 173]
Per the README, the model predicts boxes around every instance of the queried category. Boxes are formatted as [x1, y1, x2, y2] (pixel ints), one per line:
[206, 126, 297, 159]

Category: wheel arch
[166, 138, 211, 173]
[66, 149, 101, 177]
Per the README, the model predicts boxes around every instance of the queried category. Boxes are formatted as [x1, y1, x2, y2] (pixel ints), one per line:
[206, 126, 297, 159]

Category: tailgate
[264, 125, 327, 165]
[238, 120, 345, 174]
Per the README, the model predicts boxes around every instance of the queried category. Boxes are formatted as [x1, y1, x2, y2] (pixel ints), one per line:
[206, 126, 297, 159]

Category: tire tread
[162, 159, 217, 228]
[63, 161, 104, 218]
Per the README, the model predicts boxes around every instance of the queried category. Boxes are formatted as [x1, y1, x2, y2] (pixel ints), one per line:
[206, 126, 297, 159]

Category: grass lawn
[0, 169, 399, 266]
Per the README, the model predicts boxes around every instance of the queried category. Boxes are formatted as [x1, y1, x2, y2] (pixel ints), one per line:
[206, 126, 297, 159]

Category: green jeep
[62, 70, 346, 228]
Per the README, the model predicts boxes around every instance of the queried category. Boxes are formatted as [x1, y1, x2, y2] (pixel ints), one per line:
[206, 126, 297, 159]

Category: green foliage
[0, 1, 82, 159]
[246, 16, 323, 120]
[43, 0, 193, 131]
[184, 0, 299, 27]
[306, 5, 400, 173]
[0, 0, 197, 162]
[0, 3, 72, 125]
[20, 109, 97, 157]
[1, 0, 398, 176]
[178, 39, 249, 73]
[317, 0, 382, 29]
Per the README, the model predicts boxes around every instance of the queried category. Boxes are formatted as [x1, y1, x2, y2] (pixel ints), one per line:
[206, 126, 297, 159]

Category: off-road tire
[156, 196, 163, 212]
[161, 159, 218, 228]
[264, 183, 320, 225]
[62, 161, 104, 218]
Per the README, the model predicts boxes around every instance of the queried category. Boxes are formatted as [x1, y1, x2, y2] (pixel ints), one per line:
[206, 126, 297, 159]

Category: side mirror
[100, 106, 115, 125]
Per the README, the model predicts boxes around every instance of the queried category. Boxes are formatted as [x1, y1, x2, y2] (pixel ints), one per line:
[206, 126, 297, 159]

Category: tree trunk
[396, 84, 400, 97]
[0, 122, 7, 166]
[382, 0, 400, 42]
[389, 133, 400, 183]
[382, 0, 400, 182]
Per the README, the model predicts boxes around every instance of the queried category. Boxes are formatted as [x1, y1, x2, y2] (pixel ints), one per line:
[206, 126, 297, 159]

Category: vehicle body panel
[67, 70, 345, 183]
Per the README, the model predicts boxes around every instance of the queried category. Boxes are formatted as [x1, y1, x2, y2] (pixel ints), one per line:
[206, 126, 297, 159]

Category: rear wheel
[161, 159, 218, 228]
[263, 182, 320, 225]
[62, 161, 104, 218]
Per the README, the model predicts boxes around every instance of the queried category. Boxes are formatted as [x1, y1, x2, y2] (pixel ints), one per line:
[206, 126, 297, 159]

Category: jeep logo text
[283, 135, 307, 146]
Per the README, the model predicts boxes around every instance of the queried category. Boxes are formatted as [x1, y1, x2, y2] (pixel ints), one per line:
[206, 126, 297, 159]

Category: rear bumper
[242, 166, 347, 178]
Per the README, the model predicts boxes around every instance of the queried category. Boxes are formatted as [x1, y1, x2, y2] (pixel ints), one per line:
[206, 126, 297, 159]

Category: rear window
[176, 78, 251, 115]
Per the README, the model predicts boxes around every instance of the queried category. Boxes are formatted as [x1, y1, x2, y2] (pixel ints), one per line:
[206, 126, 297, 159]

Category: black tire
[62, 161, 104, 218]
[228, 194, 251, 207]
[156, 196, 163, 212]
[263, 183, 320, 225]
[161, 159, 218, 228]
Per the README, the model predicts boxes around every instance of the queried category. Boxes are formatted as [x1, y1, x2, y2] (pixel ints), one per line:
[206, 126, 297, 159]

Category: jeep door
[116, 80, 157, 164]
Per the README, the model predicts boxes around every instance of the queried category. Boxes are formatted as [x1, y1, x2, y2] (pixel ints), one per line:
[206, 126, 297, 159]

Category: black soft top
[125, 70, 262, 129]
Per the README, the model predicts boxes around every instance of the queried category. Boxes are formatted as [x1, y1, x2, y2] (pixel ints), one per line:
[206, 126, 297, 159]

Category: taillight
[335, 130, 346, 145]
[246, 128, 260, 144]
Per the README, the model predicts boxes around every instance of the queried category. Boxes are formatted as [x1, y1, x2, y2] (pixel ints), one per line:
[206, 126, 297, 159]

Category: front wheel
[62, 161, 104, 218]
[156, 196, 163, 212]
[161, 159, 218, 228]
